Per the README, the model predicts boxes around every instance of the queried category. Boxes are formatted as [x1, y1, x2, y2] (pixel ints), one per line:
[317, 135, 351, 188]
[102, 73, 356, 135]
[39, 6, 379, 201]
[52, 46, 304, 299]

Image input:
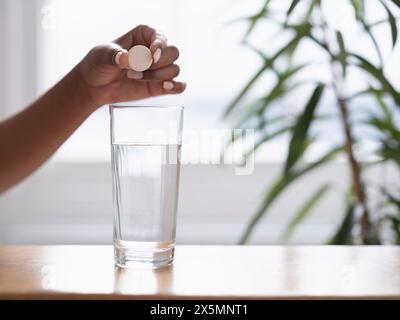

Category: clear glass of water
[109, 105, 183, 268]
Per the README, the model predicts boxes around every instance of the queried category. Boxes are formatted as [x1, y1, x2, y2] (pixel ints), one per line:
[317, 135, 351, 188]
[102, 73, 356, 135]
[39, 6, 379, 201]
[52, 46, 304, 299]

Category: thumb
[89, 43, 129, 69]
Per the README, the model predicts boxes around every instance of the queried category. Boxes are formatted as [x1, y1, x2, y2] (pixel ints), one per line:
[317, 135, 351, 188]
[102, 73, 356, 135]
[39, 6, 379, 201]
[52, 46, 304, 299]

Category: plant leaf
[241, 125, 292, 164]
[350, 0, 363, 19]
[285, 84, 325, 173]
[239, 174, 293, 244]
[287, 0, 302, 17]
[232, 87, 285, 128]
[351, 53, 400, 106]
[221, 114, 288, 163]
[243, 0, 271, 40]
[336, 31, 347, 77]
[381, 141, 400, 166]
[360, 20, 384, 67]
[328, 202, 355, 244]
[223, 66, 267, 118]
[365, 86, 392, 120]
[239, 145, 341, 244]
[272, 35, 303, 61]
[384, 190, 400, 210]
[369, 117, 400, 140]
[379, 0, 398, 47]
[281, 183, 330, 243]
[390, 0, 400, 9]
[234, 64, 309, 128]
[224, 35, 307, 119]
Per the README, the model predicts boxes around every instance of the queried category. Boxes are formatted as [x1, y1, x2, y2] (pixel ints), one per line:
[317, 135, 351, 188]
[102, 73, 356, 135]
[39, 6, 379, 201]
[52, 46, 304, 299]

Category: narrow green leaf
[221, 115, 288, 163]
[374, 90, 391, 120]
[224, 35, 306, 119]
[223, 66, 267, 118]
[243, 0, 271, 40]
[272, 35, 302, 61]
[239, 146, 341, 244]
[381, 142, 400, 166]
[295, 145, 342, 176]
[287, 0, 302, 16]
[306, 0, 320, 19]
[369, 117, 400, 139]
[390, 0, 400, 9]
[379, 0, 398, 47]
[328, 203, 355, 244]
[280, 63, 309, 82]
[239, 175, 293, 244]
[281, 184, 330, 243]
[233, 86, 285, 128]
[243, 41, 268, 61]
[361, 21, 384, 67]
[388, 215, 400, 244]
[241, 125, 292, 164]
[285, 23, 313, 37]
[285, 84, 325, 173]
[384, 190, 400, 210]
[234, 65, 308, 127]
[350, 0, 363, 19]
[336, 31, 347, 77]
[375, 91, 392, 121]
[308, 34, 336, 60]
[223, 37, 299, 118]
[351, 53, 400, 106]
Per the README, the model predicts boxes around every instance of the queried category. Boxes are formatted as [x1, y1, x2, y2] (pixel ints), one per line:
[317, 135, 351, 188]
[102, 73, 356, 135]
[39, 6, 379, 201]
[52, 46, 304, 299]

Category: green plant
[224, 0, 400, 244]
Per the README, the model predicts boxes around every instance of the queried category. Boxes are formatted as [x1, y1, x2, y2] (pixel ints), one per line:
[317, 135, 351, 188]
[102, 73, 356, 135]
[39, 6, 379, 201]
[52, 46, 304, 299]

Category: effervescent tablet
[128, 45, 153, 72]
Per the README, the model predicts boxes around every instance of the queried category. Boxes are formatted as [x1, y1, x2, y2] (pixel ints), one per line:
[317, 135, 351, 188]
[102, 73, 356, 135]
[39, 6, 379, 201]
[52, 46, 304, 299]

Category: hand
[77, 25, 186, 107]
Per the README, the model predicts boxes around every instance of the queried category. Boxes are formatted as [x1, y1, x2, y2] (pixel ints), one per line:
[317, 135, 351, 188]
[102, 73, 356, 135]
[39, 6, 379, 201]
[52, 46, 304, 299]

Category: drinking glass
[109, 105, 183, 268]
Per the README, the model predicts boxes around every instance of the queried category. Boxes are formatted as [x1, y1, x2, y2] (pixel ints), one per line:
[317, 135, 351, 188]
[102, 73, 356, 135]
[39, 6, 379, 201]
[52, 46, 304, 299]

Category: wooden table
[1, 245, 400, 299]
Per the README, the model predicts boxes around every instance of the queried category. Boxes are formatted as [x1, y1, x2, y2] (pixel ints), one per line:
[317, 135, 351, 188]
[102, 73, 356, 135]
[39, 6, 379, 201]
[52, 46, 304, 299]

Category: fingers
[149, 29, 167, 61]
[149, 36, 167, 63]
[115, 25, 168, 62]
[113, 25, 180, 70]
[127, 64, 180, 82]
[115, 25, 167, 53]
[111, 25, 186, 97]
[88, 43, 127, 67]
[149, 46, 179, 70]
[115, 50, 129, 69]
[145, 81, 187, 97]
[145, 64, 180, 80]
[126, 70, 144, 80]
[115, 44, 178, 71]
[162, 81, 186, 94]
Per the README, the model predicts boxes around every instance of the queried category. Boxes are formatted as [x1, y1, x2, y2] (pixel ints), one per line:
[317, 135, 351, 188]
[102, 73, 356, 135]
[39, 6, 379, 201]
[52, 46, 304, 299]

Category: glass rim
[109, 104, 184, 110]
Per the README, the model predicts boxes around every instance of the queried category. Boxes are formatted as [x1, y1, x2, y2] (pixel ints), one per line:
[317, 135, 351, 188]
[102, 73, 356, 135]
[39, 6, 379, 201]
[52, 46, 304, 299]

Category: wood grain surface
[1, 245, 400, 299]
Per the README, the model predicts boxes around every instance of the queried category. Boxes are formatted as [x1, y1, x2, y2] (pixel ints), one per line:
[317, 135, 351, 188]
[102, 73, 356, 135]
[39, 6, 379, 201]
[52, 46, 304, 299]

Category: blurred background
[0, 0, 399, 244]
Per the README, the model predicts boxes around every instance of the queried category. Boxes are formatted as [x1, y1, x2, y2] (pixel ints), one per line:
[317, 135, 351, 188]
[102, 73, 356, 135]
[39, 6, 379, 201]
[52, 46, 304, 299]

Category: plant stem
[336, 97, 371, 243]
[318, 12, 372, 243]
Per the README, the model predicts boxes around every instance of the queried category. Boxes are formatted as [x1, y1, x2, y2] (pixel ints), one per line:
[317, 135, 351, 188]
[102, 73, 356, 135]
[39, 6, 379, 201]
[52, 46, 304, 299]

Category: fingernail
[153, 48, 162, 63]
[114, 51, 123, 65]
[163, 81, 174, 90]
[127, 70, 143, 79]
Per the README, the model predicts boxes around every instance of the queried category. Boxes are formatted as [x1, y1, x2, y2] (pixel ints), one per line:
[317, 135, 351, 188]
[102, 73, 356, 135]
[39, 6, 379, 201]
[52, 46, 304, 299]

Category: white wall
[0, 0, 41, 117]
[0, 0, 5, 118]
[0, 161, 397, 245]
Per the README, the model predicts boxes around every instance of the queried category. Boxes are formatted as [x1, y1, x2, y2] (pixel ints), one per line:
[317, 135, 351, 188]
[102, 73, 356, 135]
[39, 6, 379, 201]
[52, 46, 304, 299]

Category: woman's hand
[77, 25, 186, 107]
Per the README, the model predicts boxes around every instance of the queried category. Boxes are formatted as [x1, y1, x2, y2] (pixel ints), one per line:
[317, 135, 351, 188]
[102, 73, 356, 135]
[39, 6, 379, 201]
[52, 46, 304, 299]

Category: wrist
[67, 66, 100, 112]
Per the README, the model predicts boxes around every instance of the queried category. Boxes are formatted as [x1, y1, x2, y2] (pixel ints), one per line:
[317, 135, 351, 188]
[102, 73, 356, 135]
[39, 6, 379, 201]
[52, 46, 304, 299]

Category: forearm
[0, 67, 97, 193]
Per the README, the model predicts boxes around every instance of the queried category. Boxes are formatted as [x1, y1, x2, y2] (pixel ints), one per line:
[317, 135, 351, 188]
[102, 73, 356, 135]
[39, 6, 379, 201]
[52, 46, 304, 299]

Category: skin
[0, 25, 186, 193]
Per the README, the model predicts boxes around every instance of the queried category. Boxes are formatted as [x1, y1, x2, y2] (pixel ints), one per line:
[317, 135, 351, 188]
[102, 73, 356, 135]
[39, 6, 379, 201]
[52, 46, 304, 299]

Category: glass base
[114, 240, 175, 268]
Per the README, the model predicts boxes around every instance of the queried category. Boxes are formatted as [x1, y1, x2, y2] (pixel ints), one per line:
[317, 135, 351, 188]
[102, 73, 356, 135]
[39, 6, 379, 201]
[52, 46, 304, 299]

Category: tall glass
[109, 105, 183, 268]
